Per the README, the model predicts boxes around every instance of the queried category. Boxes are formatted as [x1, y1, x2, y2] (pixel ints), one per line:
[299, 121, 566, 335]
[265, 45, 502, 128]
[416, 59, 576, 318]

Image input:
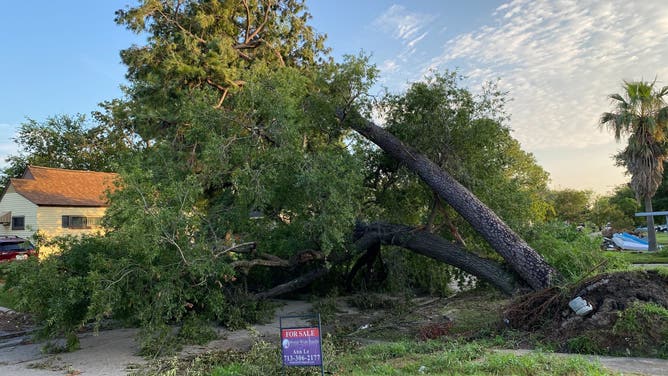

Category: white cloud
[380, 59, 399, 74]
[407, 31, 428, 49]
[373, 5, 434, 60]
[425, 0, 668, 153]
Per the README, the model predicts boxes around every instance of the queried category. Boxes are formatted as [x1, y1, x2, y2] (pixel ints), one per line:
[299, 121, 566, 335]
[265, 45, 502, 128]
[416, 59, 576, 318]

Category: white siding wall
[37, 206, 107, 258]
[36, 206, 107, 238]
[0, 188, 38, 239]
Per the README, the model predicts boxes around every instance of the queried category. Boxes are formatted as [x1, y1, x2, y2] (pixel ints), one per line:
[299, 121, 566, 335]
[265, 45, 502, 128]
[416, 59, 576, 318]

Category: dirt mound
[0, 310, 33, 332]
[506, 270, 668, 357]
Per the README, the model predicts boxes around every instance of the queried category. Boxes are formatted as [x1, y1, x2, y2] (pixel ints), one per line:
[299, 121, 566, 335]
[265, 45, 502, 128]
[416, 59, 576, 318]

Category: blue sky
[2, 1, 668, 194]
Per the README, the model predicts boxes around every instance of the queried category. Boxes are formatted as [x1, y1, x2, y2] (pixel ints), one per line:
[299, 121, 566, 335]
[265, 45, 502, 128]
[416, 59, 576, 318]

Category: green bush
[525, 222, 629, 282]
[5, 231, 271, 356]
[4, 236, 108, 347]
[566, 336, 603, 354]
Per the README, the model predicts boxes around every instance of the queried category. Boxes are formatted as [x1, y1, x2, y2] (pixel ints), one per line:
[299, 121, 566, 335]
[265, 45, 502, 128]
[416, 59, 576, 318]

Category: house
[0, 166, 117, 256]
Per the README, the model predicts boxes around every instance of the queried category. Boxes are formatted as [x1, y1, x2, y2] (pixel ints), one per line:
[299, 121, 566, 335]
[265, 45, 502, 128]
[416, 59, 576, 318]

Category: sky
[2, 1, 668, 195]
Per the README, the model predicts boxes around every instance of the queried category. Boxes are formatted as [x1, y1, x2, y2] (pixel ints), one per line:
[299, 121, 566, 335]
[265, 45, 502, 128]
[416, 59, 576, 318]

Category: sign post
[279, 314, 324, 376]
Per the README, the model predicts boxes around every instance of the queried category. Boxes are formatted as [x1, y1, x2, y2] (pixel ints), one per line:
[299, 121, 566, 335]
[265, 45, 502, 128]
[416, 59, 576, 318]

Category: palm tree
[601, 80, 668, 251]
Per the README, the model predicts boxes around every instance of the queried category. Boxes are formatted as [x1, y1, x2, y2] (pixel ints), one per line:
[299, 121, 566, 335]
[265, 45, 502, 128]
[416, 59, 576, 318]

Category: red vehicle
[0, 236, 37, 262]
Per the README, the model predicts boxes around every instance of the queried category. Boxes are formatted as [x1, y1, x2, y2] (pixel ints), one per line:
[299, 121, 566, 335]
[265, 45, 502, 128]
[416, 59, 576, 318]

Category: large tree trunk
[354, 222, 521, 294]
[254, 221, 521, 299]
[644, 196, 658, 251]
[341, 111, 560, 290]
[254, 267, 329, 299]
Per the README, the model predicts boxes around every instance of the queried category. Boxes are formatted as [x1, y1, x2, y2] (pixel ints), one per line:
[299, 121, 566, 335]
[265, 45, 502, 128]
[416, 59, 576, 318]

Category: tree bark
[254, 221, 521, 299]
[644, 196, 658, 251]
[254, 267, 329, 299]
[341, 111, 560, 290]
[345, 240, 383, 290]
[354, 222, 520, 295]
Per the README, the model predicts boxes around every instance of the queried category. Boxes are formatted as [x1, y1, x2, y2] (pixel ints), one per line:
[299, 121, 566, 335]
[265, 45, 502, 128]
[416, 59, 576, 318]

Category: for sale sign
[281, 327, 322, 366]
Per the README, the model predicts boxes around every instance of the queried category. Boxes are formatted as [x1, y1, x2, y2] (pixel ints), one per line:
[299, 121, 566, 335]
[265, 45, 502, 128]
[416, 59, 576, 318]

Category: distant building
[0, 166, 117, 256]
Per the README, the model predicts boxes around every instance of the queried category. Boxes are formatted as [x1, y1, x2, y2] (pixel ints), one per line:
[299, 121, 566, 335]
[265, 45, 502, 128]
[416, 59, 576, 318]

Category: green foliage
[613, 302, 668, 342]
[604, 251, 668, 264]
[657, 266, 668, 277]
[347, 72, 555, 295]
[525, 222, 629, 282]
[154, 339, 613, 376]
[0, 114, 134, 189]
[178, 314, 218, 345]
[115, 0, 328, 141]
[4, 236, 109, 344]
[346, 293, 409, 312]
[381, 247, 466, 296]
[0, 281, 18, 310]
[601, 80, 668, 200]
[589, 185, 641, 231]
[5, 2, 370, 354]
[601, 80, 668, 251]
[311, 293, 340, 322]
[652, 161, 668, 210]
[546, 189, 593, 223]
[5, 0, 574, 353]
[367, 72, 551, 240]
[566, 336, 604, 354]
[607, 301, 668, 358]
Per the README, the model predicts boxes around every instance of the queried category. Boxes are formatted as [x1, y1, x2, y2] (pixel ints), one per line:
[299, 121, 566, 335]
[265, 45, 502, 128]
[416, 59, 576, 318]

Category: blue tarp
[612, 232, 649, 251]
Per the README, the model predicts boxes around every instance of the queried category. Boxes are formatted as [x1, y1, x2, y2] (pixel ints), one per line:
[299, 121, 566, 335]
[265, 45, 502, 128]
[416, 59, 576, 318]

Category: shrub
[525, 222, 628, 282]
[566, 336, 603, 354]
[4, 236, 107, 348]
[5, 232, 271, 356]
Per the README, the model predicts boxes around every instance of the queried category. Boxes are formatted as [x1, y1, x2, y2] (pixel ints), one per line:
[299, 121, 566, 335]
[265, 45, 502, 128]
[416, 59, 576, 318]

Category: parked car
[0, 236, 37, 262]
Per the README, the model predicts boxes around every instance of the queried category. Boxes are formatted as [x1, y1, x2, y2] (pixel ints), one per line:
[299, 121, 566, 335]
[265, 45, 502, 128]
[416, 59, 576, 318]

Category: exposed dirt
[315, 290, 510, 343]
[0, 310, 33, 332]
[562, 270, 668, 331]
[506, 270, 668, 357]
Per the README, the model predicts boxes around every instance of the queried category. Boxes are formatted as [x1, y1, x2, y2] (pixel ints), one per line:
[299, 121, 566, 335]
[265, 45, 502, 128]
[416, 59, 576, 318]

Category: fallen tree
[251, 221, 520, 299]
[338, 109, 560, 291]
[352, 222, 520, 295]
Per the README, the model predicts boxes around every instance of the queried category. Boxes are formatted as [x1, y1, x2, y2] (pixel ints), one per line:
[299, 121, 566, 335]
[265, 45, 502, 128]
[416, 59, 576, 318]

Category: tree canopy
[0, 114, 134, 189]
[546, 189, 592, 224]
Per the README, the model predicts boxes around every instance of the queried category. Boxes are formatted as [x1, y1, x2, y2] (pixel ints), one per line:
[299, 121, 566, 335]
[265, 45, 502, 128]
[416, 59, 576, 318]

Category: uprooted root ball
[504, 269, 668, 358]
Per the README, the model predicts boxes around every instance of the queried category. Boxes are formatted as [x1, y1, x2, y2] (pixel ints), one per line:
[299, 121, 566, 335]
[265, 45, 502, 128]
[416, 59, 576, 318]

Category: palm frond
[602, 79, 668, 200]
[657, 86, 668, 98]
[609, 93, 625, 102]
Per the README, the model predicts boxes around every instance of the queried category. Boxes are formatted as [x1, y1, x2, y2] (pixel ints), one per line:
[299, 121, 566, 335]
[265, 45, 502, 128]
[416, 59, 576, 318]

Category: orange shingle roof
[10, 166, 118, 207]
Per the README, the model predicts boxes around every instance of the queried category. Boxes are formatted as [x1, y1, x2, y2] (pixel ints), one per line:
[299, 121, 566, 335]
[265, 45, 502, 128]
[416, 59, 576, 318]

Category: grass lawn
[203, 339, 616, 376]
[605, 251, 668, 264]
[656, 232, 668, 245]
[604, 232, 668, 264]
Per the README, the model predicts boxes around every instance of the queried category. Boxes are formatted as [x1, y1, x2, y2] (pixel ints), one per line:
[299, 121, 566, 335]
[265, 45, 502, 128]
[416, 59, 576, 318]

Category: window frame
[61, 215, 102, 229]
[11, 216, 25, 231]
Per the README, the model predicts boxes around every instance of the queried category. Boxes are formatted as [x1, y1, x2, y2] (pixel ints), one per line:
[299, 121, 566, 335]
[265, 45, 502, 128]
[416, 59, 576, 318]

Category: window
[11, 216, 25, 231]
[61, 216, 102, 229]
